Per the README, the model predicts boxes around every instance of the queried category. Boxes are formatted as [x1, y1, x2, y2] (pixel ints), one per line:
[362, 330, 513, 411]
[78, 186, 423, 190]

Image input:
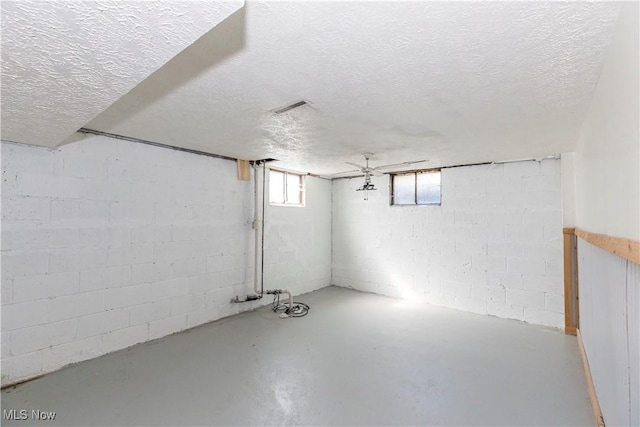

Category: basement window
[391, 170, 441, 206]
[269, 169, 305, 206]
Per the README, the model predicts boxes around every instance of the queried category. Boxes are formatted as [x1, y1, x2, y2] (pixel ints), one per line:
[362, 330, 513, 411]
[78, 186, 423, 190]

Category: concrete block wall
[263, 172, 332, 298]
[332, 159, 564, 328]
[1, 136, 332, 386]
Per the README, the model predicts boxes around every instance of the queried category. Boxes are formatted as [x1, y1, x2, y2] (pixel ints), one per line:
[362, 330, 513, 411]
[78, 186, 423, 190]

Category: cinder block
[171, 258, 206, 278]
[103, 283, 151, 310]
[80, 266, 130, 292]
[77, 309, 129, 339]
[131, 262, 172, 285]
[107, 244, 153, 267]
[496, 273, 532, 298]
[13, 271, 80, 302]
[130, 225, 172, 243]
[1, 278, 12, 305]
[50, 199, 109, 222]
[504, 224, 543, 242]
[79, 227, 130, 247]
[543, 225, 562, 242]
[188, 273, 218, 294]
[487, 301, 524, 321]
[545, 293, 564, 314]
[109, 201, 155, 224]
[454, 296, 487, 315]
[47, 292, 104, 322]
[545, 258, 562, 276]
[153, 241, 193, 263]
[507, 257, 546, 276]
[102, 324, 149, 352]
[2, 300, 48, 330]
[523, 307, 563, 328]
[14, 173, 82, 199]
[1, 350, 43, 387]
[151, 278, 189, 300]
[1, 332, 11, 359]
[11, 319, 77, 354]
[186, 307, 219, 329]
[1, 251, 48, 278]
[2, 142, 53, 175]
[2, 227, 79, 251]
[82, 178, 132, 201]
[148, 315, 187, 340]
[471, 255, 507, 272]
[503, 160, 540, 178]
[506, 288, 545, 309]
[540, 158, 560, 177]
[61, 154, 108, 179]
[471, 223, 505, 240]
[442, 280, 471, 298]
[128, 300, 171, 326]
[44, 335, 103, 375]
[1, 197, 51, 221]
[454, 266, 487, 286]
[170, 294, 191, 316]
[155, 204, 192, 224]
[219, 268, 246, 287]
[522, 209, 561, 225]
[471, 284, 506, 303]
[49, 247, 107, 273]
[521, 175, 560, 192]
[522, 274, 563, 294]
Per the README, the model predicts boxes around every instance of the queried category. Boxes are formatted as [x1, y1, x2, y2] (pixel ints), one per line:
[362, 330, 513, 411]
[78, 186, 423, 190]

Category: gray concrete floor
[2, 286, 593, 426]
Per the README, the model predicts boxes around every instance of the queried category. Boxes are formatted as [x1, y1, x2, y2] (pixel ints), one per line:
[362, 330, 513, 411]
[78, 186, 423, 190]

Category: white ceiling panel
[1, 0, 244, 147]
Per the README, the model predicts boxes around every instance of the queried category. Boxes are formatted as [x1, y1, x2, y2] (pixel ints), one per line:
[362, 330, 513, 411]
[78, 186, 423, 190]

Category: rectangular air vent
[273, 100, 307, 114]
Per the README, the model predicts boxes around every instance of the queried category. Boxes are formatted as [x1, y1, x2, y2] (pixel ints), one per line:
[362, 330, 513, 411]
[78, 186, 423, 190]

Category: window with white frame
[269, 169, 305, 206]
[391, 170, 441, 205]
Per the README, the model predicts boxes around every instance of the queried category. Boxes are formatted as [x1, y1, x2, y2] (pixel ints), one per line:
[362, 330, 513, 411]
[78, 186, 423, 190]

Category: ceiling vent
[273, 100, 308, 114]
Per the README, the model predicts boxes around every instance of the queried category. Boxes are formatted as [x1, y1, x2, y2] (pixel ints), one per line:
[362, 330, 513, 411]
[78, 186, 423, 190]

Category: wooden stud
[563, 231, 574, 334]
[237, 159, 251, 181]
[563, 227, 579, 334]
[577, 329, 605, 427]
[575, 228, 640, 264]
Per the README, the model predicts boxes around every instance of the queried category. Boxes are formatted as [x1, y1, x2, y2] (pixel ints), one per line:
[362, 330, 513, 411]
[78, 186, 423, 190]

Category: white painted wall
[332, 159, 564, 328]
[263, 171, 332, 298]
[560, 152, 576, 228]
[573, 2, 639, 241]
[0, 137, 331, 386]
[571, 5, 640, 426]
[578, 240, 639, 426]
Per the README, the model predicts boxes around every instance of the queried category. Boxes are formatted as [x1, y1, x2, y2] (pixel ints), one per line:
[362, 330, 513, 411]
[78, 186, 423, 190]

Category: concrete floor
[2, 286, 593, 426]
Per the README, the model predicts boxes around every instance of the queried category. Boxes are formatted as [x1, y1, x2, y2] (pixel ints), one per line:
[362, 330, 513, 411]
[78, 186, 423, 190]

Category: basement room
[1, 1, 638, 426]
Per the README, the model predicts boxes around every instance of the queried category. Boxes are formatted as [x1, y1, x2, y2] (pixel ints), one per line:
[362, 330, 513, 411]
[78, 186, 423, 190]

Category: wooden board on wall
[563, 228, 578, 335]
[237, 159, 250, 181]
[575, 228, 640, 264]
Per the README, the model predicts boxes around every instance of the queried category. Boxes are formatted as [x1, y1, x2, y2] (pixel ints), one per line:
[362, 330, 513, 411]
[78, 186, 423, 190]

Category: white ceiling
[1, 0, 243, 147]
[4, 1, 621, 176]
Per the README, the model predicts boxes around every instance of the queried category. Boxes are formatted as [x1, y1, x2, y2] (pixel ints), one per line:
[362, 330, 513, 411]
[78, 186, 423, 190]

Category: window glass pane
[286, 173, 302, 204]
[394, 174, 416, 205]
[417, 172, 441, 204]
[269, 170, 285, 204]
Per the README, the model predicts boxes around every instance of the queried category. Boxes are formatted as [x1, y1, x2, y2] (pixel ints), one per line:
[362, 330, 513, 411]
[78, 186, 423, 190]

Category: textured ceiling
[1, 0, 243, 147]
[5, 1, 621, 176]
[85, 1, 621, 176]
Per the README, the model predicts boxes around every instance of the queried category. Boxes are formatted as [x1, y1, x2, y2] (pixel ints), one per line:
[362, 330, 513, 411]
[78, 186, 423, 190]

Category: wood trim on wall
[563, 228, 579, 335]
[577, 328, 605, 427]
[575, 228, 640, 264]
[237, 159, 251, 181]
